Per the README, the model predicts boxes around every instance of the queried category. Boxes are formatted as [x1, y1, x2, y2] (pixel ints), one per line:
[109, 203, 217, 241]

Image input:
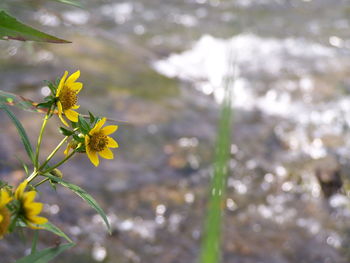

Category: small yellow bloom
[15, 181, 47, 228]
[0, 188, 12, 238]
[56, 70, 83, 126]
[85, 118, 119, 167]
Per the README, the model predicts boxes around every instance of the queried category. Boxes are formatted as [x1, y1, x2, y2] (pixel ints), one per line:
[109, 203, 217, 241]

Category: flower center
[59, 87, 77, 110]
[89, 132, 108, 152]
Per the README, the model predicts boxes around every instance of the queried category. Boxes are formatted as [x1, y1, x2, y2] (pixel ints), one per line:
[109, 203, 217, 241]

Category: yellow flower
[0, 188, 12, 238]
[56, 70, 83, 126]
[85, 118, 119, 167]
[15, 181, 47, 228]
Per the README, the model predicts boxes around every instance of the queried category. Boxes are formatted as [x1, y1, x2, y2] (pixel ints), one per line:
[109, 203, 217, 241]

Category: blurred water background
[1, 0, 350, 262]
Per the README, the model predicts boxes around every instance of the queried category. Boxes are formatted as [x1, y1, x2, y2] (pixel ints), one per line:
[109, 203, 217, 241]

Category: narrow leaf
[199, 58, 234, 263]
[15, 243, 74, 263]
[1, 106, 35, 162]
[59, 127, 74, 136]
[43, 174, 111, 233]
[41, 222, 73, 243]
[0, 10, 71, 43]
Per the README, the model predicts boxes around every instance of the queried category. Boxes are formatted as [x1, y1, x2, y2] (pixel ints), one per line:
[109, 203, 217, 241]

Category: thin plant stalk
[39, 136, 69, 170]
[42, 150, 75, 174]
[26, 150, 75, 183]
[199, 52, 235, 263]
[34, 106, 52, 169]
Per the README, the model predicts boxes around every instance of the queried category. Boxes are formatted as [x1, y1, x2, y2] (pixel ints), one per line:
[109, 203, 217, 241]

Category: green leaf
[59, 127, 74, 136]
[75, 144, 86, 153]
[36, 101, 53, 109]
[15, 243, 75, 263]
[78, 115, 90, 134]
[199, 59, 234, 263]
[71, 121, 78, 129]
[0, 10, 71, 43]
[88, 111, 95, 124]
[72, 134, 84, 143]
[1, 106, 35, 162]
[43, 174, 111, 233]
[41, 222, 73, 243]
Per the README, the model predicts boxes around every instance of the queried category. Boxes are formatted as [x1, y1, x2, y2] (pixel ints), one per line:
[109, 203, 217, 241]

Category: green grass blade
[15, 243, 75, 263]
[1, 106, 35, 162]
[199, 61, 234, 263]
[43, 173, 111, 233]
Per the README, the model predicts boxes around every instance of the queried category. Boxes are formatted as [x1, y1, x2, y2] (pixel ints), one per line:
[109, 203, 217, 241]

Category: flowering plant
[0, 70, 119, 262]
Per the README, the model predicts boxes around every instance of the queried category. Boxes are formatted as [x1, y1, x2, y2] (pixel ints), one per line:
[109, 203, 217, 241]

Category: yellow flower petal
[14, 181, 47, 228]
[70, 82, 83, 93]
[99, 147, 114, 159]
[107, 137, 119, 148]
[23, 191, 36, 205]
[0, 189, 12, 207]
[90, 118, 106, 135]
[57, 102, 69, 127]
[30, 216, 48, 225]
[56, 71, 68, 97]
[64, 144, 71, 155]
[86, 146, 99, 167]
[24, 202, 43, 216]
[72, 104, 80, 110]
[101, 125, 118, 135]
[15, 181, 28, 200]
[66, 70, 80, 85]
[57, 101, 63, 115]
[59, 114, 69, 127]
[64, 109, 79, 122]
[0, 214, 3, 223]
[85, 135, 90, 146]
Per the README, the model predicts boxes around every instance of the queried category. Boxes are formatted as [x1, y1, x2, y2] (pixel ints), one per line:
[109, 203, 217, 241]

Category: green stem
[26, 150, 74, 183]
[34, 178, 49, 188]
[26, 170, 39, 183]
[31, 231, 39, 254]
[42, 151, 75, 174]
[34, 107, 52, 169]
[39, 136, 69, 170]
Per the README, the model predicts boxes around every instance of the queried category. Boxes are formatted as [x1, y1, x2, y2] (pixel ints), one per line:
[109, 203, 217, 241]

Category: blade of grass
[199, 53, 235, 263]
